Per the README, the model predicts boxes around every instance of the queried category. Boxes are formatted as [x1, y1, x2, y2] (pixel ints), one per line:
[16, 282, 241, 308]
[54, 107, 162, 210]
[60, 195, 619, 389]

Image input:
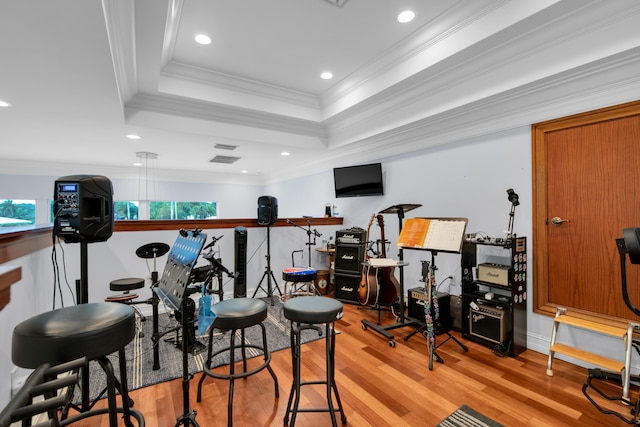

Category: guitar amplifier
[477, 263, 510, 286]
[334, 273, 360, 304]
[335, 228, 367, 245]
[469, 301, 511, 344]
[407, 287, 451, 331]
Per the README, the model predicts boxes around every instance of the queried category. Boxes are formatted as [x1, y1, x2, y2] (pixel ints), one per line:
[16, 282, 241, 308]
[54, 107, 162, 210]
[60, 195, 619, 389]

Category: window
[114, 201, 139, 220]
[150, 201, 217, 220]
[0, 199, 35, 227]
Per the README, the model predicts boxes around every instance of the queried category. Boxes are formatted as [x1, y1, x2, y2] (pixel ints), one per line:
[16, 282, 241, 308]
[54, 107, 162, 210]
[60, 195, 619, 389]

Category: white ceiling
[1, 0, 639, 186]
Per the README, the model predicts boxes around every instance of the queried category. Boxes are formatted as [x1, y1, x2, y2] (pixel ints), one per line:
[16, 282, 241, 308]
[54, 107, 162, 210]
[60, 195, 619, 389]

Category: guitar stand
[418, 255, 468, 370]
[361, 204, 422, 348]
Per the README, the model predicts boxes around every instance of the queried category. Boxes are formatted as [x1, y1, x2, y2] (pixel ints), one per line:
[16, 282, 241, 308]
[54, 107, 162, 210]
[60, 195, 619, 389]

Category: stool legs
[196, 324, 279, 427]
[284, 321, 346, 427]
[60, 348, 141, 427]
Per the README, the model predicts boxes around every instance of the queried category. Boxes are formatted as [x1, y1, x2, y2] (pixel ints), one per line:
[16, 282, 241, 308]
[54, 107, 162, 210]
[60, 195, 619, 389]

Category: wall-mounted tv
[333, 162, 383, 198]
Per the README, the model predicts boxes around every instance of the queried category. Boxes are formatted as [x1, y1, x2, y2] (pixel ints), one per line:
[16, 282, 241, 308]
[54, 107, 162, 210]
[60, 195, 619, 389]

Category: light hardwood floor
[73, 302, 636, 426]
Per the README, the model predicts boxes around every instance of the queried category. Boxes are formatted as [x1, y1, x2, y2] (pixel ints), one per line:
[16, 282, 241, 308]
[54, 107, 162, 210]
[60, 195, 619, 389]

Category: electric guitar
[376, 214, 400, 305]
[358, 214, 377, 306]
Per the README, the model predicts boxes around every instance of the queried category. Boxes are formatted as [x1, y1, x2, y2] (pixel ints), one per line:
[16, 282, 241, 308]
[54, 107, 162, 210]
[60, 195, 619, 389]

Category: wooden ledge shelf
[0, 265, 21, 311]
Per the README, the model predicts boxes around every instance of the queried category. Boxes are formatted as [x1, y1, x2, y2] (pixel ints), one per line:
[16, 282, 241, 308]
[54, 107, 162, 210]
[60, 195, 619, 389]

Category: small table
[315, 246, 335, 270]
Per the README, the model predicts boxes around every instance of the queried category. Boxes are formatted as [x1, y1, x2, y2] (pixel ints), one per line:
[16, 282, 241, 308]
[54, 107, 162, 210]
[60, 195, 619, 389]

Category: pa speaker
[257, 195, 278, 225]
[53, 175, 114, 243]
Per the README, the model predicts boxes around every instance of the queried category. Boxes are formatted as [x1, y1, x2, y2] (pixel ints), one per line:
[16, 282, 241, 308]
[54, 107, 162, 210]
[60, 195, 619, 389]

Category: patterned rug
[437, 405, 505, 427]
[84, 297, 326, 397]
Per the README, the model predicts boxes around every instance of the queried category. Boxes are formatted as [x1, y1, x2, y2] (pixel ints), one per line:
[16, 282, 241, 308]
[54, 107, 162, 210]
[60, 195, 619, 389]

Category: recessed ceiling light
[194, 34, 212, 45]
[241, 170, 248, 174]
[397, 10, 415, 23]
[320, 72, 333, 80]
[0, 100, 11, 107]
[126, 134, 141, 140]
[281, 151, 291, 156]
[133, 162, 142, 166]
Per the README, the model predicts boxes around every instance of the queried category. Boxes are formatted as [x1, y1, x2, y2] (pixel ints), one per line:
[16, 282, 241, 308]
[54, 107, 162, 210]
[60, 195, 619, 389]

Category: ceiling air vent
[209, 155, 241, 164]
[214, 143, 238, 150]
[324, 0, 348, 6]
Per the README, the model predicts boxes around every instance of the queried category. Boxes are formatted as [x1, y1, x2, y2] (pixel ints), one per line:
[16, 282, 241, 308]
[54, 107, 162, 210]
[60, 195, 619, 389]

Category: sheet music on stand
[154, 229, 207, 311]
[396, 217, 468, 253]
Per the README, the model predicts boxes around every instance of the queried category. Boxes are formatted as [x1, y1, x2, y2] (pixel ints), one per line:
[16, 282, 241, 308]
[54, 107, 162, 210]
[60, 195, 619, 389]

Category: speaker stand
[251, 225, 282, 305]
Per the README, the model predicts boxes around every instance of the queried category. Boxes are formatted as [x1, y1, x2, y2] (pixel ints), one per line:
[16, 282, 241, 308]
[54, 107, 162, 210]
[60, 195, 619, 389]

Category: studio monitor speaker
[257, 195, 278, 226]
[53, 175, 114, 243]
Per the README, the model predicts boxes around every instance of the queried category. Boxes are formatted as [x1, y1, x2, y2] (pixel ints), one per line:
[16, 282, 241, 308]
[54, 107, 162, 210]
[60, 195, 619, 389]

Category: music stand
[360, 204, 421, 346]
[154, 228, 207, 427]
[397, 217, 468, 369]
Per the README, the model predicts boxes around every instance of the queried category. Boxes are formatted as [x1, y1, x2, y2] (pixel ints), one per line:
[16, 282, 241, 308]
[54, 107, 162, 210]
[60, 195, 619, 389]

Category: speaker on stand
[257, 195, 278, 226]
[234, 226, 247, 298]
[52, 174, 114, 412]
[252, 196, 282, 303]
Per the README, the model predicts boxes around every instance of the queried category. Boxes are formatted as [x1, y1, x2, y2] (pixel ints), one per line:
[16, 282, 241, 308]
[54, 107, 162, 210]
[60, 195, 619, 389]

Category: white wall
[1, 125, 630, 408]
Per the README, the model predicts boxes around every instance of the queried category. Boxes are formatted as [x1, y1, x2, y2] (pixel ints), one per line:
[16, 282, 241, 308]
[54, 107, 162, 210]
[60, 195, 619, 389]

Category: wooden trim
[113, 217, 344, 232]
[532, 99, 640, 321]
[0, 265, 21, 310]
[0, 225, 54, 265]
[0, 217, 344, 263]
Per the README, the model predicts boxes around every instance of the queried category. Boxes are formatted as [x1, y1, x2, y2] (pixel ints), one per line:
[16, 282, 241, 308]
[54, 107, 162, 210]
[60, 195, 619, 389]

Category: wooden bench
[546, 306, 638, 400]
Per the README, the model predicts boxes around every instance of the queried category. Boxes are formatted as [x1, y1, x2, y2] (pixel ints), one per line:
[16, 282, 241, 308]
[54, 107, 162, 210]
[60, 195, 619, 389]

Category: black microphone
[179, 228, 188, 237]
[507, 188, 520, 206]
[203, 235, 223, 249]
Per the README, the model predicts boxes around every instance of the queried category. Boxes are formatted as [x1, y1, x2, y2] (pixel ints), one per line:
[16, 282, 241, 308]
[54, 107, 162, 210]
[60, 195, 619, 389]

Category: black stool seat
[12, 303, 135, 367]
[211, 298, 267, 330]
[110, 277, 145, 292]
[11, 303, 143, 427]
[283, 296, 343, 324]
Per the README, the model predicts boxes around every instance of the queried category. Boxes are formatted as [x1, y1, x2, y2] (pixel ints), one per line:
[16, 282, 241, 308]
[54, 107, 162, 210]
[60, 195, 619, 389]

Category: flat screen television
[333, 162, 383, 198]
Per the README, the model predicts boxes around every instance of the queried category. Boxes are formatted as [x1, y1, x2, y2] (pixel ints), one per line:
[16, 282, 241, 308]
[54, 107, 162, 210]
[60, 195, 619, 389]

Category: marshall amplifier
[407, 288, 451, 331]
[469, 301, 511, 344]
[335, 227, 367, 245]
[334, 243, 365, 274]
[477, 263, 510, 287]
[334, 273, 360, 304]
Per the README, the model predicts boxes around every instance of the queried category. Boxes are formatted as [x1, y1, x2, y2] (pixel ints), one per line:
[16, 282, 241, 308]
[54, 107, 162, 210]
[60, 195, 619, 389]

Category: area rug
[83, 297, 327, 397]
[437, 405, 505, 427]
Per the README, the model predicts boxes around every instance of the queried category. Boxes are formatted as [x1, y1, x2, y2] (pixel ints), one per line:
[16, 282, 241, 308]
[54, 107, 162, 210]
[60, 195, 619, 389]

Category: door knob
[551, 216, 570, 226]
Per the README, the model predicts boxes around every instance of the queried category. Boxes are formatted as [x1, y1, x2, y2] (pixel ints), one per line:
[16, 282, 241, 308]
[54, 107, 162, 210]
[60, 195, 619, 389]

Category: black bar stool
[196, 298, 279, 427]
[11, 302, 144, 427]
[283, 296, 346, 426]
[105, 277, 145, 303]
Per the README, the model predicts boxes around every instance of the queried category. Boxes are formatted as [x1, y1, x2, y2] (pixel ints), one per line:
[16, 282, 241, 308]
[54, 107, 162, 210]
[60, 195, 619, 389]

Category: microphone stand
[287, 219, 321, 267]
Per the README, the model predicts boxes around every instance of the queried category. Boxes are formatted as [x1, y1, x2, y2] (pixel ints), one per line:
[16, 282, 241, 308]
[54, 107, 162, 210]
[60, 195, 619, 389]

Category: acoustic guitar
[358, 214, 377, 306]
[376, 214, 400, 305]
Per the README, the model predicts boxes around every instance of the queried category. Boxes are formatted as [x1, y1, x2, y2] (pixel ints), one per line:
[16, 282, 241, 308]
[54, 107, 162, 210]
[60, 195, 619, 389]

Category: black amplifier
[335, 228, 367, 245]
[407, 287, 451, 331]
[469, 301, 511, 344]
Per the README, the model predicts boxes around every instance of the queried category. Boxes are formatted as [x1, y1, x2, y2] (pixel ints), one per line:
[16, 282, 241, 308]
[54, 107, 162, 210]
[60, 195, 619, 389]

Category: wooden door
[533, 101, 640, 322]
